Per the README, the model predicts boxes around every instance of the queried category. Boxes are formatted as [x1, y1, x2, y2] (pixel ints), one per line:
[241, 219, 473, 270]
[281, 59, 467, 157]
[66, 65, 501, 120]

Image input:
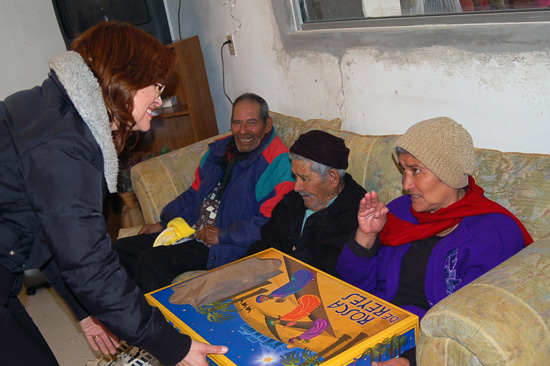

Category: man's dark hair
[231, 93, 269, 125]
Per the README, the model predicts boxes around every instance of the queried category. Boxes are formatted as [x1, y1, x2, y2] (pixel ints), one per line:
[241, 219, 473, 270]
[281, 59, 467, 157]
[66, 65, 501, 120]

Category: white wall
[0, 1, 66, 100]
[3, 1, 549, 154]
[167, 0, 550, 154]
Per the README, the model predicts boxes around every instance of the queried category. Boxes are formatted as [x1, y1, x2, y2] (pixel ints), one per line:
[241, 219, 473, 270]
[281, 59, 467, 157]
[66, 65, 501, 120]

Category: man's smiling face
[231, 100, 272, 153]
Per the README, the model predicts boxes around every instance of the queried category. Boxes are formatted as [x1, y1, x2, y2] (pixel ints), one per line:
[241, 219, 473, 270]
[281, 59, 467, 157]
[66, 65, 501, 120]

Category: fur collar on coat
[48, 51, 118, 193]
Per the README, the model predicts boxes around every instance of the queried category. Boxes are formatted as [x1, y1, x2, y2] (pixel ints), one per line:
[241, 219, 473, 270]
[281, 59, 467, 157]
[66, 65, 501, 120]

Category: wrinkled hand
[372, 357, 410, 366]
[196, 225, 219, 245]
[176, 340, 228, 366]
[138, 222, 163, 235]
[79, 316, 120, 355]
[355, 191, 389, 249]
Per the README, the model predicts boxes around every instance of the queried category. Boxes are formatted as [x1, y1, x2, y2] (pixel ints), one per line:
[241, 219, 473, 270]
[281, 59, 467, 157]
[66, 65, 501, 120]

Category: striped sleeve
[256, 141, 294, 218]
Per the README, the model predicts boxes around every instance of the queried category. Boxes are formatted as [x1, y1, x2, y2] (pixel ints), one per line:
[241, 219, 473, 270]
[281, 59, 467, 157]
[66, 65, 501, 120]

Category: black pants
[0, 265, 59, 366]
[112, 233, 209, 293]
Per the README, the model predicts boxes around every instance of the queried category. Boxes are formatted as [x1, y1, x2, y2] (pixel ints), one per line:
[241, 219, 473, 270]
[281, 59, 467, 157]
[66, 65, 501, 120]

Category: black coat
[0, 53, 190, 365]
[246, 174, 366, 276]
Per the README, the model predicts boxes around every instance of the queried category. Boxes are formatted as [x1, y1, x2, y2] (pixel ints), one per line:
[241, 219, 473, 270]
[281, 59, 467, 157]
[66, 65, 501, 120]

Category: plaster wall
[168, 0, 550, 154]
[0, 1, 66, 100]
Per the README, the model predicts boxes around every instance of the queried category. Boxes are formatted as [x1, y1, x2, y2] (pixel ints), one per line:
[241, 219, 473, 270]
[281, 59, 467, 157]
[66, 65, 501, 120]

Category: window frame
[291, 0, 550, 31]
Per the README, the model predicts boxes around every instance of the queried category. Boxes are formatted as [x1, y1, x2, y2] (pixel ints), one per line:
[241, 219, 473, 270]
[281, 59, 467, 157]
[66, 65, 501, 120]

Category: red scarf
[379, 176, 533, 247]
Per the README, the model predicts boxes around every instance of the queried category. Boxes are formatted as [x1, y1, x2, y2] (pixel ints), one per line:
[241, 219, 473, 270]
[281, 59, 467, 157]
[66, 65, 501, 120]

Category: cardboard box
[146, 248, 418, 365]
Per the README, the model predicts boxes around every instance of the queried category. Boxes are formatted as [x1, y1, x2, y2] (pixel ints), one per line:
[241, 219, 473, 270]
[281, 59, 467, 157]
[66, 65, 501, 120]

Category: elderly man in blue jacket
[113, 93, 294, 292]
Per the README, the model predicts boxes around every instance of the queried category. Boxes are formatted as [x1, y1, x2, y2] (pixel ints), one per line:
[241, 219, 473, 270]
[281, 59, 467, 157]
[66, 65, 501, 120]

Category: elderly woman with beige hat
[337, 117, 532, 366]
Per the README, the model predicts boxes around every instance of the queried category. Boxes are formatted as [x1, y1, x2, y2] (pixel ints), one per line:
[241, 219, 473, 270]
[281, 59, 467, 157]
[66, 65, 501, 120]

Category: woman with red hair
[0, 21, 226, 366]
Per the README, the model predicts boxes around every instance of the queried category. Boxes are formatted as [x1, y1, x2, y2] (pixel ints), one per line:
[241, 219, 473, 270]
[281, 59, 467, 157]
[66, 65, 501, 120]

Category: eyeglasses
[154, 83, 165, 98]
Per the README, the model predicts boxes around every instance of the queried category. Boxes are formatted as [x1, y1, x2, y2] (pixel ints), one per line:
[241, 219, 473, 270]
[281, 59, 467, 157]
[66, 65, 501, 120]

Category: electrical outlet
[226, 34, 236, 56]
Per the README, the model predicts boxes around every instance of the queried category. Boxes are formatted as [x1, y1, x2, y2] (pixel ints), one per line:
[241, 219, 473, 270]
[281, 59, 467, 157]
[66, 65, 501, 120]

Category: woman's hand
[176, 340, 228, 366]
[79, 316, 120, 355]
[138, 222, 163, 235]
[355, 191, 389, 249]
[372, 357, 410, 366]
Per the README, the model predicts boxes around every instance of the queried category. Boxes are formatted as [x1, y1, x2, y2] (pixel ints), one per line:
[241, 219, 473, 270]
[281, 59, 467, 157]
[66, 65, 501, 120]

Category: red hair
[71, 21, 176, 152]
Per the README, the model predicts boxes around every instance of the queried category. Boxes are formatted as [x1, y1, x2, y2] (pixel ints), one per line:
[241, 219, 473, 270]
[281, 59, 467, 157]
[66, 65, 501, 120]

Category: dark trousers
[112, 233, 209, 293]
[0, 265, 59, 366]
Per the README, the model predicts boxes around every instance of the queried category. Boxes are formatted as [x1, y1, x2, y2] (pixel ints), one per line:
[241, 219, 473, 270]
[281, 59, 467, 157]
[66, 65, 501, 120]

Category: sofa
[120, 112, 550, 365]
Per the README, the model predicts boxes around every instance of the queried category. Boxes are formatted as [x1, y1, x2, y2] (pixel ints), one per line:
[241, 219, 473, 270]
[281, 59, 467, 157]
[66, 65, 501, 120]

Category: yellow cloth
[153, 218, 196, 247]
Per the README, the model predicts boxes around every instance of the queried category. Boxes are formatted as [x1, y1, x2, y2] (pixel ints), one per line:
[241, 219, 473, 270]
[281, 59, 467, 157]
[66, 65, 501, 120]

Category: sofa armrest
[117, 226, 142, 239]
[418, 238, 550, 365]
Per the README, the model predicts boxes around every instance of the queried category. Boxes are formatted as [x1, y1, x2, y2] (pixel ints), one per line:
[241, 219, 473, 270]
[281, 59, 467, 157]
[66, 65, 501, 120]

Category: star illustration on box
[147, 249, 418, 366]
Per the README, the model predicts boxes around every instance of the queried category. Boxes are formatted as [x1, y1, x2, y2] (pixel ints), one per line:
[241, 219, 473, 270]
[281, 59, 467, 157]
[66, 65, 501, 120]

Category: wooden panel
[130, 115, 198, 164]
[169, 36, 219, 141]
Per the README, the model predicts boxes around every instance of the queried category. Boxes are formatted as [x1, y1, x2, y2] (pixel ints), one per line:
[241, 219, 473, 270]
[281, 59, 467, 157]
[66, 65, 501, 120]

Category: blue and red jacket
[161, 127, 294, 269]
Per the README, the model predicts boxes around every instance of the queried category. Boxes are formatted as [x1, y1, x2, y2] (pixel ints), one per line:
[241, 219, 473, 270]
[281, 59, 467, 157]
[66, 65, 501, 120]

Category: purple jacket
[337, 195, 526, 319]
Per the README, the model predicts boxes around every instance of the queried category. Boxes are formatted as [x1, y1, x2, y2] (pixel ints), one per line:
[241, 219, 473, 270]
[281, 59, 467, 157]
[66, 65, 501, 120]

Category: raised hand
[355, 191, 389, 249]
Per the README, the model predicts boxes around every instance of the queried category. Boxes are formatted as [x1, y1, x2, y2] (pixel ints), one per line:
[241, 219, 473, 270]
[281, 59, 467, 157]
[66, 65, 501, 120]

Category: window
[294, 0, 550, 29]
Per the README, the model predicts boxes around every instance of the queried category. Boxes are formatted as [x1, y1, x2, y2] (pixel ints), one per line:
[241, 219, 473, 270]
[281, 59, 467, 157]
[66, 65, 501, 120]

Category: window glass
[297, 0, 550, 27]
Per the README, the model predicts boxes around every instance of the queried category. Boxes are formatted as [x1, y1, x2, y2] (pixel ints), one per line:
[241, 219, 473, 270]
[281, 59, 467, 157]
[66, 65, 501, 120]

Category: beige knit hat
[393, 117, 475, 189]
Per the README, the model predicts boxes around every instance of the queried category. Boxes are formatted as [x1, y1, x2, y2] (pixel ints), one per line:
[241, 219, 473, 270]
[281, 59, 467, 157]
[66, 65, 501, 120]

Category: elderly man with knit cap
[245, 130, 366, 277]
[338, 117, 532, 366]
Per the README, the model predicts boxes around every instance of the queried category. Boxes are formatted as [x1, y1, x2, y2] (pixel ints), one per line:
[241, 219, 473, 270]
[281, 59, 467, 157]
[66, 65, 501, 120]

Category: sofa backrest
[473, 148, 550, 241]
[318, 128, 404, 204]
[269, 111, 342, 148]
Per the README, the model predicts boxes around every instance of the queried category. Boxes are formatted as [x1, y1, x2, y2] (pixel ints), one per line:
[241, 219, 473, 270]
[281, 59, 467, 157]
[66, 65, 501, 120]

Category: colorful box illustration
[146, 248, 418, 366]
